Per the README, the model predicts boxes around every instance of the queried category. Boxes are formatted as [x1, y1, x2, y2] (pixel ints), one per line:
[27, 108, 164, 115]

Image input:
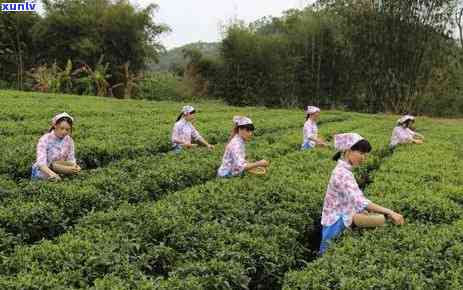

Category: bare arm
[307, 135, 329, 146]
[172, 139, 188, 145]
[197, 137, 214, 149]
[244, 160, 269, 170]
[366, 202, 404, 225]
[38, 165, 61, 180]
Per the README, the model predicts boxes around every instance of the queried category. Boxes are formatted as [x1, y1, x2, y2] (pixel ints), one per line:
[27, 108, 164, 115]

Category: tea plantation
[0, 90, 462, 289]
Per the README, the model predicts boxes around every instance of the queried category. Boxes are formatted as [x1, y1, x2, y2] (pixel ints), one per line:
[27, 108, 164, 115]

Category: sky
[35, 0, 315, 50]
[136, 0, 315, 49]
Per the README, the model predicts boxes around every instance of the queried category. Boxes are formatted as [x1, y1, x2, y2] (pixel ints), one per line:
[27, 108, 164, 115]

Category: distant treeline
[185, 0, 463, 117]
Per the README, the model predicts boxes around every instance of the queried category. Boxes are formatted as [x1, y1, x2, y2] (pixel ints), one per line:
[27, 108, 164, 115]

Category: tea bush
[1, 89, 461, 289]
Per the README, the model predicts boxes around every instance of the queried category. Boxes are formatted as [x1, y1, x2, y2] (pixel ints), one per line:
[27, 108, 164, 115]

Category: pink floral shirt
[321, 159, 371, 227]
[217, 135, 247, 177]
[302, 119, 318, 147]
[390, 126, 416, 146]
[32, 131, 76, 179]
[171, 118, 202, 147]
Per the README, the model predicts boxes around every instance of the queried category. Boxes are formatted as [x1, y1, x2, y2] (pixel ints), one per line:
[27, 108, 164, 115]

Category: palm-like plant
[60, 59, 74, 93]
[72, 64, 94, 96]
[28, 61, 62, 93]
[110, 62, 143, 98]
[73, 55, 111, 97]
[28, 64, 51, 92]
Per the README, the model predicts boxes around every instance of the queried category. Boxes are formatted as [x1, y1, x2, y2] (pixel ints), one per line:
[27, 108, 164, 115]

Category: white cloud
[137, 0, 314, 49]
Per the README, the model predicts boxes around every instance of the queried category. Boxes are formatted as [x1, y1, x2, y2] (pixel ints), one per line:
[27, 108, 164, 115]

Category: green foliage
[194, 2, 463, 116]
[35, 0, 168, 72]
[284, 221, 463, 289]
[0, 2, 40, 89]
[72, 56, 111, 97]
[110, 62, 143, 98]
[0, 0, 169, 95]
[27, 60, 74, 94]
[283, 117, 463, 289]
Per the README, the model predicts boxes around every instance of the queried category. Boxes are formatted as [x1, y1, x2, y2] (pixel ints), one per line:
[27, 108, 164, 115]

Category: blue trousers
[301, 142, 314, 150]
[319, 218, 346, 255]
[172, 144, 183, 153]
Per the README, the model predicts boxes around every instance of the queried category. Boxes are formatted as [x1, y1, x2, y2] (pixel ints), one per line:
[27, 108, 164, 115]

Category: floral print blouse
[217, 135, 247, 177]
[171, 118, 202, 147]
[302, 119, 318, 147]
[390, 126, 416, 146]
[321, 159, 371, 227]
[31, 131, 76, 179]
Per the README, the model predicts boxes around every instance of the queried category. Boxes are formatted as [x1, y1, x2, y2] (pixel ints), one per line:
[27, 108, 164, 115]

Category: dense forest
[188, 0, 463, 116]
[0, 0, 169, 97]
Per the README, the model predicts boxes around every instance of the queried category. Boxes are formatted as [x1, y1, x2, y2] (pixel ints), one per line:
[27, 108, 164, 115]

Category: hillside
[149, 41, 220, 72]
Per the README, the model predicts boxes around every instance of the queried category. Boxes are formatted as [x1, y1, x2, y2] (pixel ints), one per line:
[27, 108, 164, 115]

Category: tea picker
[217, 116, 269, 177]
[301, 106, 330, 150]
[390, 114, 425, 149]
[31, 112, 81, 181]
[171, 105, 215, 153]
[319, 133, 404, 255]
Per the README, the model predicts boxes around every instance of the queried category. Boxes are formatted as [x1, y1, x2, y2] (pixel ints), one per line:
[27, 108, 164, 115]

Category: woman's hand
[367, 203, 404, 226]
[207, 144, 215, 150]
[48, 171, 61, 181]
[387, 212, 405, 225]
[257, 160, 269, 167]
[71, 164, 81, 175]
[315, 137, 330, 147]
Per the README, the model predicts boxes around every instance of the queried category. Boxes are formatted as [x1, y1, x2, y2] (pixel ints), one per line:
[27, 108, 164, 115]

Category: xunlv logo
[1, 1, 37, 12]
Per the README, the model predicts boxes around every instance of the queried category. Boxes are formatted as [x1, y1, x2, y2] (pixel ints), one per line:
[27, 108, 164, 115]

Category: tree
[0, 1, 40, 89]
[32, 0, 169, 95]
[316, 0, 458, 113]
[202, 1, 463, 116]
[110, 62, 143, 98]
[214, 8, 344, 107]
[455, 2, 463, 48]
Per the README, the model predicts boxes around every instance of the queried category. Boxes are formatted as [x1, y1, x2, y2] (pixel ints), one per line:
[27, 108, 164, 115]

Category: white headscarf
[305, 106, 320, 115]
[334, 133, 365, 152]
[233, 116, 253, 126]
[397, 115, 415, 125]
[52, 112, 74, 126]
[181, 105, 195, 114]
